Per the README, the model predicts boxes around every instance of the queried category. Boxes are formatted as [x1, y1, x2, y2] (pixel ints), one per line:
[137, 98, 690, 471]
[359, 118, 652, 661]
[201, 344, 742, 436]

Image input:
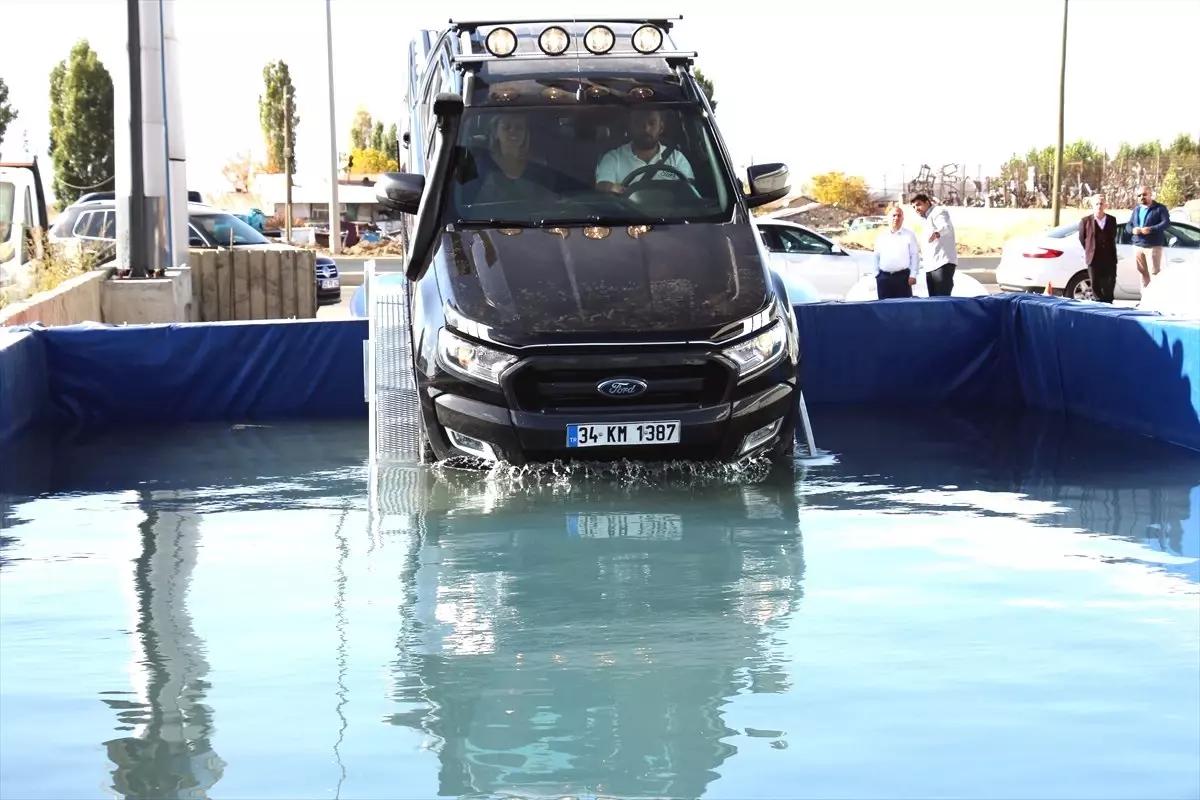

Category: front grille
[509, 356, 731, 412]
[316, 261, 339, 279]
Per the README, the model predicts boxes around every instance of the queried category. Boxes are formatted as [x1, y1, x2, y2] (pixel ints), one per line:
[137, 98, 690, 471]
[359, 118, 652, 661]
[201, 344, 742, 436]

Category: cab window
[190, 213, 268, 246]
[1165, 224, 1200, 248]
[773, 227, 833, 255]
[0, 181, 14, 243]
[450, 103, 734, 225]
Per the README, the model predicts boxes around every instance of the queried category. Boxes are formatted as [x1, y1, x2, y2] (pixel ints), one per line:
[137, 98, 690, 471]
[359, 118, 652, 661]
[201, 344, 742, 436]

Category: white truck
[0, 159, 49, 305]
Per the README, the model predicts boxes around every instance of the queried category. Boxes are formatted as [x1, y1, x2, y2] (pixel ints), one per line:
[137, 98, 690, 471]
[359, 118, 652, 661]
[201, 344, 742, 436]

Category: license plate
[567, 513, 683, 539]
[320, 278, 339, 289]
[566, 421, 680, 447]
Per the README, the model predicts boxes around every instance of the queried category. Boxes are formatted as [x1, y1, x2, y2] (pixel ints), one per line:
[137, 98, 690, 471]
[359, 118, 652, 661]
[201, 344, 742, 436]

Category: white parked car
[754, 218, 875, 301]
[843, 271, 989, 302]
[996, 217, 1200, 301]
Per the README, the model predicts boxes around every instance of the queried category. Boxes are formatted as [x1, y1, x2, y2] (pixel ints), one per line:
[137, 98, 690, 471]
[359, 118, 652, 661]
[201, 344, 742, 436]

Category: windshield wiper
[451, 218, 537, 228]
[536, 215, 671, 226]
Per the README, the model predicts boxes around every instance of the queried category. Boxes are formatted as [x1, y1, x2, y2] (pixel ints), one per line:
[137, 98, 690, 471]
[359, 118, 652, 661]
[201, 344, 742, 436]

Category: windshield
[449, 104, 734, 226]
[191, 212, 268, 246]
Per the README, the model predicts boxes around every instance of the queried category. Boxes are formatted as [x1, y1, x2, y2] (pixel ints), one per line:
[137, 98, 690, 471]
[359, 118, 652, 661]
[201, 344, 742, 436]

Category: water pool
[1, 408, 1198, 800]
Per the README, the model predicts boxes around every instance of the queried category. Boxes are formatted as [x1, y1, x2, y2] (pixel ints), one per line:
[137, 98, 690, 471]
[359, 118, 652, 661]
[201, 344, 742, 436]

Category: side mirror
[745, 163, 790, 209]
[830, 243, 846, 255]
[375, 172, 425, 216]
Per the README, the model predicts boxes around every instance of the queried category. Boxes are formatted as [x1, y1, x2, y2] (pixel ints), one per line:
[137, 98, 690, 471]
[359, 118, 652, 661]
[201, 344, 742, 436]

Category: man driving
[595, 108, 695, 194]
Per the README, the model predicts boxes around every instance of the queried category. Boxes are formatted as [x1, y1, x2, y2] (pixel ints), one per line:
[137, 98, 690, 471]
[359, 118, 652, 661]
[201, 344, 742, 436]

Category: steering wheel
[621, 162, 693, 191]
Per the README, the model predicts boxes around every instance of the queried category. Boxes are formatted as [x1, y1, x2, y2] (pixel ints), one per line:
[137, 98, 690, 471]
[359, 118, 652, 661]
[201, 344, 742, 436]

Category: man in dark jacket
[1126, 184, 1171, 287]
[1078, 193, 1118, 302]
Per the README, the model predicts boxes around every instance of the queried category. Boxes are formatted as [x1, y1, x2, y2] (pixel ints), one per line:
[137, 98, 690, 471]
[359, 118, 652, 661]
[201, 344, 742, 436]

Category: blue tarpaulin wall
[1, 295, 1197, 451]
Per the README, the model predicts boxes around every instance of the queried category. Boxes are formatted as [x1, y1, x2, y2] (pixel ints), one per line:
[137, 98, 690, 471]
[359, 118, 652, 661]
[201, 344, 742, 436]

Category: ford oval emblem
[596, 377, 648, 399]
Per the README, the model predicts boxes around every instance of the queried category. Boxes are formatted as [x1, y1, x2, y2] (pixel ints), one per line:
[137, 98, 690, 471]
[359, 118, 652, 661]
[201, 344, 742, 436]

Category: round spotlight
[538, 26, 571, 55]
[583, 25, 615, 54]
[631, 24, 663, 54]
[485, 27, 518, 57]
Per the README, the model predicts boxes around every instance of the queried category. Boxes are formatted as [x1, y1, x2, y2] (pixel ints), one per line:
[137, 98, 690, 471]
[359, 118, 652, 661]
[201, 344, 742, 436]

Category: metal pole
[1051, 0, 1068, 226]
[284, 91, 293, 244]
[127, 0, 146, 278]
[325, 0, 341, 254]
[798, 391, 817, 456]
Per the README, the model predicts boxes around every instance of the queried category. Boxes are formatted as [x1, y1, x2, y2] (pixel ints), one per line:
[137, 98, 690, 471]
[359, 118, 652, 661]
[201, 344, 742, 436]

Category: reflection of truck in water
[374, 462, 805, 798]
[374, 17, 802, 465]
[0, 159, 49, 301]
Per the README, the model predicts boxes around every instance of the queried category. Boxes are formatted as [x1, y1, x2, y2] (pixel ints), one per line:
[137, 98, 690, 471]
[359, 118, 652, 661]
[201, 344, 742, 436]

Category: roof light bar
[484, 26, 517, 57]
[631, 24, 663, 53]
[538, 25, 571, 55]
[584, 25, 615, 54]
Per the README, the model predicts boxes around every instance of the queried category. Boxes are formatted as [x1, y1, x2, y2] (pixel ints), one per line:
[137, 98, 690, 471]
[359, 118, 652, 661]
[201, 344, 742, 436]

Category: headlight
[437, 328, 518, 385]
[722, 320, 786, 378]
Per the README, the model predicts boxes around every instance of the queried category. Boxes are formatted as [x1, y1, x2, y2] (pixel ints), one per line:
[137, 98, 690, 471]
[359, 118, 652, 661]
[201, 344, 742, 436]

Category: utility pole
[1051, 0, 1068, 226]
[284, 90, 293, 244]
[126, 0, 146, 278]
[325, 0, 341, 254]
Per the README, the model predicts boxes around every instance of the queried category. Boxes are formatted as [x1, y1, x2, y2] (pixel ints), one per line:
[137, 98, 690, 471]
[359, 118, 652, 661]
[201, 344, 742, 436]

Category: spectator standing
[872, 204, 920, 299]
[1127, 184, 1171, 287]
[1078, 193, 1118, 303]
[910, 193, 957, 296]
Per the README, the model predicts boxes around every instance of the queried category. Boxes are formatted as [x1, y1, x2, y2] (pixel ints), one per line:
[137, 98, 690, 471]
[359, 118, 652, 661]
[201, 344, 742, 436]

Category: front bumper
[427, 379, 796, 464]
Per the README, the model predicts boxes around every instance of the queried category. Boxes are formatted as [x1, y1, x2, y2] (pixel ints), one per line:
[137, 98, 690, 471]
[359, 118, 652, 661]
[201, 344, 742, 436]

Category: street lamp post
[325, 0, 341, 254]
[1051, 0, 1069, 226]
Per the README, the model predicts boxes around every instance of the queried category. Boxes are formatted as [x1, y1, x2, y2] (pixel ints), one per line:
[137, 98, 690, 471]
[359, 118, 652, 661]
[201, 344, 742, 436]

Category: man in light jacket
[910, 193, 957, 296]
[1127, 184, 1172, 287]
[872, 204, 920, 299]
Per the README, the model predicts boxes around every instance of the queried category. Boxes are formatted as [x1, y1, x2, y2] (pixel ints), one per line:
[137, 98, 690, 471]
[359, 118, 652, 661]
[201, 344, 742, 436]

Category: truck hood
[435, 221, 772, 346]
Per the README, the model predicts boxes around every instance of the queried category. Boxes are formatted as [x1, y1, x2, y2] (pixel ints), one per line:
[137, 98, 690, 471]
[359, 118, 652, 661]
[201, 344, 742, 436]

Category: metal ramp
[365, 259, 425, 469]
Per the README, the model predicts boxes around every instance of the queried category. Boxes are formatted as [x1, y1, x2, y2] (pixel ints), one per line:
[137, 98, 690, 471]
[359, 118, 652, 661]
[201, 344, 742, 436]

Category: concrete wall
[191, 249, 316, 321]
[0, 269, 109, 327]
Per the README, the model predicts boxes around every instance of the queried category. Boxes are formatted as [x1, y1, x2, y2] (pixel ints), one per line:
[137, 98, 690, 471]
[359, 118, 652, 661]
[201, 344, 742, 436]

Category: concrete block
[101, 268, 192, 325]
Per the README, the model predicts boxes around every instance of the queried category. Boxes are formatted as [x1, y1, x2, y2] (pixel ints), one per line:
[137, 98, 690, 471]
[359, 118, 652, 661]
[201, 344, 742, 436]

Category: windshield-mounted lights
[722, 320, 786, 379]
[538, 25, 571, 55]
[485, 27, 518, 57]
[584, 25, 615, 54]
[631, 24, 663, 53]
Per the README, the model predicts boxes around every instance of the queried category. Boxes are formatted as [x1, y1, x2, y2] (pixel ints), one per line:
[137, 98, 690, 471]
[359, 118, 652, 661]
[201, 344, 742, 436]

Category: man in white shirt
[595, 108, 695, 194]
[910, 193, 957, 296]
[872, 204, 920, 299]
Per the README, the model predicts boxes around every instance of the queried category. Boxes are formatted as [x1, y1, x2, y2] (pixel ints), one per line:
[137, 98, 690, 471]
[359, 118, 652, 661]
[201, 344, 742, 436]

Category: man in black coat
[1078, 193, 1118, 302]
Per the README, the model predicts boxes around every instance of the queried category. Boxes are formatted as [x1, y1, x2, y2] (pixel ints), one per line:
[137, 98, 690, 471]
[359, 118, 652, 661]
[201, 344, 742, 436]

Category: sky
[1, 0, 1197, 202]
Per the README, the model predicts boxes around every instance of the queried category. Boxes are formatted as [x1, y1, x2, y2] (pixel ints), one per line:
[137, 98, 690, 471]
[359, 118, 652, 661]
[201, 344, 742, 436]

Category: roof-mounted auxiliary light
[631, 24, 663, 53]
[538, 25, 571, 55]
[583, 25, 615, 54]
[485, 27, 518, 57]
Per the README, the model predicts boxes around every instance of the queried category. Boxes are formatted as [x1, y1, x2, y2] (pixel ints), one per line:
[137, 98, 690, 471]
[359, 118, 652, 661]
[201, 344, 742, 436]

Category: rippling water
[1, 407, 1198, 800]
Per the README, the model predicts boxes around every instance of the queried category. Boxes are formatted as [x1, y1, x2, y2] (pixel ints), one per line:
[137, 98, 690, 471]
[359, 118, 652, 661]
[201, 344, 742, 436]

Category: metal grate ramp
[366, 258, 424, 467]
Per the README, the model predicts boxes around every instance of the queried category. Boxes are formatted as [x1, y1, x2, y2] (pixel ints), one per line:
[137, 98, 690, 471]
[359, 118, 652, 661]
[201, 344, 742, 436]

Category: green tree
[386, 122, 399, 163]
[370, 120, 385, 153]
[693, 68, 716, 112]
[349, 105, 372, 151]
[1159, 166, 1185, 208]
[1167, 133, 1199, 158]
[1116, 140, 1162, 159]
[0, 77, 17, 151]
[48, 40, 114, 204]
[259, 60, 298, 174]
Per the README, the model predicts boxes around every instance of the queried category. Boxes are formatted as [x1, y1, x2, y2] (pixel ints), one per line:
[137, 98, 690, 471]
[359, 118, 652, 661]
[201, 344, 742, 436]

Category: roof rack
[451, 50, 696, 67]
[449, 16, 683, 33]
